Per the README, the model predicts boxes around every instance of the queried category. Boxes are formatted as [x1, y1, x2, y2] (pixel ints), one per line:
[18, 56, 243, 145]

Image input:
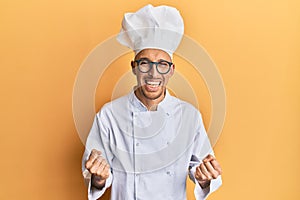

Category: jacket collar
[128, 88, 175, 115]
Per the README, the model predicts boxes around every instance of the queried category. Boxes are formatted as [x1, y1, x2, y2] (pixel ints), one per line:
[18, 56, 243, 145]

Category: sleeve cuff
[83, 169, 113, 200]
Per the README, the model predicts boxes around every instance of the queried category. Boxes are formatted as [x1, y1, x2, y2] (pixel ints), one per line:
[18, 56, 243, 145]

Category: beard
[139, 85, 165, 100]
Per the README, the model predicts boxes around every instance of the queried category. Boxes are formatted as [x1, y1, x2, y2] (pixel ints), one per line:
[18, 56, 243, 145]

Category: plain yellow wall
[1, 0, 299, 199]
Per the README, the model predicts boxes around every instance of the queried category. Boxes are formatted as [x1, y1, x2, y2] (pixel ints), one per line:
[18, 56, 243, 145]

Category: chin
[142, 87, 164, 100]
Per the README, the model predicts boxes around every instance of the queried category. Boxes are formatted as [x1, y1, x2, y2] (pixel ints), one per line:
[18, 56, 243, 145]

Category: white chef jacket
[82, 90, 222, 200]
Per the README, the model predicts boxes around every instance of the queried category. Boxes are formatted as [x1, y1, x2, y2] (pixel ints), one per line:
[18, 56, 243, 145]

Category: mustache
[143, 76, 164, 80]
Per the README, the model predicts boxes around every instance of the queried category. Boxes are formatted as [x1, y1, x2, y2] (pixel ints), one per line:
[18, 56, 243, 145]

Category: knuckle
[104, 172, 109, 178]
[211, 172, 218, 179]
[96, 157, 102, 162]
[218, 168, 222, 175]
[92, 149, 101, 156]
[197, 168, 203, 175]
[85, 161, 90, 168]
[200, 174, 206, 181]
[96, 170, 102, 176]
[90, 167, 96, 174]
[100, 157, 106, 162]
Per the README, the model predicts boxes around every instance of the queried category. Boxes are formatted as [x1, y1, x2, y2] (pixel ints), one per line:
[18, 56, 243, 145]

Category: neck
[134, 88, 166, 111]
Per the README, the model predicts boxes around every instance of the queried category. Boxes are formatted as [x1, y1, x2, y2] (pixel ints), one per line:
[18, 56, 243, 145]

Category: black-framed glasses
[134, 58, 173, 74]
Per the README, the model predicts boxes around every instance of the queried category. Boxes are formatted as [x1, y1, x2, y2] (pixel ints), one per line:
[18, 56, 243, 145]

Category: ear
[131, 61, 137, 75]
[169, 64, 175, 76]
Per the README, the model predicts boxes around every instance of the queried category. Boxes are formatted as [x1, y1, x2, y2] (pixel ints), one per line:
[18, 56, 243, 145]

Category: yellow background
[1, 0, 299, 199]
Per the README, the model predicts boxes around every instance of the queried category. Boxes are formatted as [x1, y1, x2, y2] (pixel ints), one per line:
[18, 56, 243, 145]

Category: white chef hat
[117, 4, 184, 59]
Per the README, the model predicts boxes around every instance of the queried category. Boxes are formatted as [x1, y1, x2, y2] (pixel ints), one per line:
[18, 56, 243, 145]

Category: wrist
[198, 180, 211, 189]
[91, 175, 106, 190]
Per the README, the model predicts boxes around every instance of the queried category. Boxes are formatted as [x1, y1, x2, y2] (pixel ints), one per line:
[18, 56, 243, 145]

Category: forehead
[135, 49, 171, 62]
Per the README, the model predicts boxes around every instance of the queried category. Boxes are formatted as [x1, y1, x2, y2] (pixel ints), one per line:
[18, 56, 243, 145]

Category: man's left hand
[195, 154, 222, 189]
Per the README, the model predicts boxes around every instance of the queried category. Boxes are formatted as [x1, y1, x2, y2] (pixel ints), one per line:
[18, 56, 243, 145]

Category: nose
[148, 63, 160, 77]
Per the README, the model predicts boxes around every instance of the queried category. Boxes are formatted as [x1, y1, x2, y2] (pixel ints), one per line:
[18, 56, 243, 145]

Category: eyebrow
[137, 57, 170, 62]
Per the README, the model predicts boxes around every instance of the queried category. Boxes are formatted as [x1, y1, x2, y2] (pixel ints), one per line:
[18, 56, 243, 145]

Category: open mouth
[145, 80, 161, 88]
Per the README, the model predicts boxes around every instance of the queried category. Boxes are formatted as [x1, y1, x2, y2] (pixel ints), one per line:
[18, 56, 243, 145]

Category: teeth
[145, 80, 161, 86]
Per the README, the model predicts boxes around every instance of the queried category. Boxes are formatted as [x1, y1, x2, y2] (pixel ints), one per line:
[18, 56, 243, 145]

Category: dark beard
[141, 86, 165, 100]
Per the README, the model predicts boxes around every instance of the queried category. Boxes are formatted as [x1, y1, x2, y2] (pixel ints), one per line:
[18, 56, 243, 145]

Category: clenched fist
[195, 154, 222, 189]
[85, 149, 110, 189]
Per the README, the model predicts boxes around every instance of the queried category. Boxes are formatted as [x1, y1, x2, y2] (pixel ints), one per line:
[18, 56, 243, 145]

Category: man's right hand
[85, 149, 110, 189]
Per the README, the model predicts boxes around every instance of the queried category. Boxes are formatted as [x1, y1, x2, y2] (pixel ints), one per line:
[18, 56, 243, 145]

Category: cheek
[163, 78, 169, 85]
[163, 74, 171, 83]
[135, 73, 145, 84]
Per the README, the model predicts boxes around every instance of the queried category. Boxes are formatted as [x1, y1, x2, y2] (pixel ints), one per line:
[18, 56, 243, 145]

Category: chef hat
[117, 4, 184, 58]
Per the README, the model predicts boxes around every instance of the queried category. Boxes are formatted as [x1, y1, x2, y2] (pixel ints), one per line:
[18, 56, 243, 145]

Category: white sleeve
[82, 111, 114, 200]
[188, 112, 222, 200]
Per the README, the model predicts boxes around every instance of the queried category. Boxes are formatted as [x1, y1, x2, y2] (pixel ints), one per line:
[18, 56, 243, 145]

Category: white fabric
[117, 4, 184, 58]
[82, 90, 222, 200]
